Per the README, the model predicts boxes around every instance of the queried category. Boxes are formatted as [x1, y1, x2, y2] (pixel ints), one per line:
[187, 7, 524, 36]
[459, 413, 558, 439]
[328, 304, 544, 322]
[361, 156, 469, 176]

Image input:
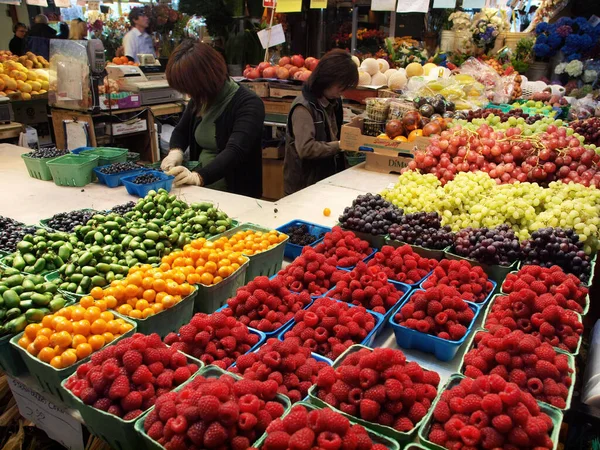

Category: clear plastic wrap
[404, 75, 488, 110]
[48, 40, 91, 111]
[459, 57, 501, 101]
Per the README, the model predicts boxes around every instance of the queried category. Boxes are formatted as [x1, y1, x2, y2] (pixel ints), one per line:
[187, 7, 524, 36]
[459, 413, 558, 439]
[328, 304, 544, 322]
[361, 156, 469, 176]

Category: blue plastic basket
[93, 164, 147, 188]
[276, 220, 331, 260]
[388, 289, 481, 362]
[362, 251, 434, 289]
[419, 274, 498, 306]
[121, 170, 174, 197]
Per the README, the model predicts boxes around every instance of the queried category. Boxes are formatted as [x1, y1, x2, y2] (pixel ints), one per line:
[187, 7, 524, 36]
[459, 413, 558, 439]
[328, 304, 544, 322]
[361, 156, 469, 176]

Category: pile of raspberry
[164, 312, 261, 369]
[394, 286, 475, 341]
[484, 290, 583, 353]
[281, 297, 378, 360]
[64, 333, 198, 420]
[502, 265, 588, 314]
[367, 245, 438, 285]
[463, 327, 573, 409]
[428, 374, 555, 449]
[312, 226, 373, 268]
[422, 259, 494, 303]
[229, 338, 329, 403]
[315, 347, 440, 432]
[275, 248, 345, 297]
[222, 276, 312, 333]
[327, 261, 405, 314]
[143, 373, 286, 450]
[260, 404, 388, 450]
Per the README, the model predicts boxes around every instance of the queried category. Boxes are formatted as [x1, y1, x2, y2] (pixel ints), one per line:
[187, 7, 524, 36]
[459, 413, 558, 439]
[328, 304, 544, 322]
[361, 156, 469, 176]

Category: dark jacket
[169, 85, 265, 198]
[9, 36, 26, 56]
[28, 23, 57, 39]
[284, 84, 344, 195]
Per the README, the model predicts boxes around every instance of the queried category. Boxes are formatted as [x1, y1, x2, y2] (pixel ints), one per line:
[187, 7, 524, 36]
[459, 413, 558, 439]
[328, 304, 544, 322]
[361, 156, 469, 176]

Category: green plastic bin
[194, 258, 249, 313]
[385, 237, 449, 261]
[253, 402, 400, 449]
[210, 223, 288, 283]
[418, 374, 563, 450]
[46, 154, 100, 187]
[61, 351, 203, 450]
[9, 313, 136, 404]
[444, 249, 516, 285]
[0, 333, 28, 377]
[77, 147, 128, 166]
[21, 153, 65, 181]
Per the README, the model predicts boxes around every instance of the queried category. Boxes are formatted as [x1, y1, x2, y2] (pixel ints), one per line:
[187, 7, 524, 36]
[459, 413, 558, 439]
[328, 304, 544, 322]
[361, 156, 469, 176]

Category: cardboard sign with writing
[26, 0, 48, 6]
[433, 0, 456, 8]
[276, 0, 301, 13]
[371, 0, 396, 11]
[462, 0, 485, 8]
[263, 0, 275, 7]
[396, 0, 427, 13]
[55, 0, 71, 7]
[257, 24, 286, 49]
[310, 0, 326, 8]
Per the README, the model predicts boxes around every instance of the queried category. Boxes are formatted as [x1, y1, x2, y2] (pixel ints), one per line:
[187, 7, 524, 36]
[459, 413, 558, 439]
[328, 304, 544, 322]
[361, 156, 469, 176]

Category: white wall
[0, 3, 31, 51]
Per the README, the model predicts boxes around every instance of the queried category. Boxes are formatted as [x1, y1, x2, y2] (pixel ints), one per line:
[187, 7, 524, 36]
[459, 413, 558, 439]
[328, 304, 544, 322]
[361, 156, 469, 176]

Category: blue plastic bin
[121, 170, 174, 197]
[276, 220, 331, 260]
[228, 342, 333, 370]
[419, 274, 497, 306]
[388, 289, 481, 361]
[93, 164, 147, 188]
[362, 251, 433, 288]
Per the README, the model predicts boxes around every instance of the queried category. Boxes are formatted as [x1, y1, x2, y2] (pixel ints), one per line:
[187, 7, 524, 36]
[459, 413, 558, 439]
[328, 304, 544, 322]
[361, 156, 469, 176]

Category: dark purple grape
[0, 216, 37, 253]
[338, 193, 403, 236]
[452, 224, 520, 266]
[388, 211, 453, 249]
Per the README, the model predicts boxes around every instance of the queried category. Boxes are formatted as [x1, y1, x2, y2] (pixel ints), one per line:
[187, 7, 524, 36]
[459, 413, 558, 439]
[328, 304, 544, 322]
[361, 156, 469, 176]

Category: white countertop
[0, 143, 461, 384]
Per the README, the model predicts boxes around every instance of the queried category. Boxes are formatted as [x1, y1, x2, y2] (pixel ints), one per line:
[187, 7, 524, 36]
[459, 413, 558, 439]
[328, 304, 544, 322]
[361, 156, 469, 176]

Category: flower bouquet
[533, 17, 600, 62]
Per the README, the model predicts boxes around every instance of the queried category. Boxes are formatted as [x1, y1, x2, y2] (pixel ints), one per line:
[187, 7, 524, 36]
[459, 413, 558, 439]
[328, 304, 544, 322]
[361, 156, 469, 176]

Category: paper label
[8, 377, 84, 450]
[0, 0, 21, 5]
[257, 24, 286, 49]
[310, 0, 326, 8]
[54, 0, 71, 6]
[263, 0, 275, 7]
[26, 0, 48, 6]
[371, 0, 396, 11]
[433, 0, 456, 8]
[589, 15, 600, 27]
[462, 0, 485, 8]
[396, 0, 427, 13]
[276, 0, 301, 13]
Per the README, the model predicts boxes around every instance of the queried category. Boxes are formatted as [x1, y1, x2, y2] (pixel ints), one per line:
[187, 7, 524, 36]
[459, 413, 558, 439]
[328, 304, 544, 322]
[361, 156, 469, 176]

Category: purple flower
[556, 25, 572, 37]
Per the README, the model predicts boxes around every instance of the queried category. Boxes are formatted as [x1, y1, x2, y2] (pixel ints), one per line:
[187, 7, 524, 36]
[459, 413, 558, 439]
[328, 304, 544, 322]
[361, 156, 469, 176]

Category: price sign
[396, 0, 427, 12]
[8, 377, 84, 450]
[276, 0, 301, 13]
[257, 24, 286, 49]
[310, 0, 326, 8]
[371, 0, 396, 11]
[263, 0, 275, 7]
[26, 0, 48, 6]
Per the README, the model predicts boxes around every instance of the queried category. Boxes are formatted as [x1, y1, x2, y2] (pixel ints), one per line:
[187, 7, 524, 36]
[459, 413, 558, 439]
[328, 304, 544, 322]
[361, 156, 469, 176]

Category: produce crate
[9, 314, 136, 404]
[210, 223, 289, 283]
[21, 153, 63, 181]
[339, 226, 387, 251]
[194, 258, 249, 314]
[457, 329, 576, 410]
[46, 154, 100, 187]
[444, 249, 516, 284]
[276, 220, 330, 260]
[388, 289, 481, 361]
[253, 402, 400, 449]
[61, 352, 203, 450]
[0, 333, 28, 377]
[308, 345, 437, 444]
[418, 374, 563, 450]
[39, 209, 97, 231]
[93, 164, 147, 188]
[71, 147, 128, 166]
[384, 237, 449, 261]
[419, 274, 497, 306]
[121, 170, 174, 197]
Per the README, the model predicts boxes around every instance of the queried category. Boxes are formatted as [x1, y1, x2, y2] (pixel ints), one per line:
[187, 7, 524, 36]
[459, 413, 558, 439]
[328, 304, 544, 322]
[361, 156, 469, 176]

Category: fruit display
[378, 110, 450, 142]
[17, 300, 134, 368]
[212, 229, 287, 256]
[0, 216, 37, 254]
[229, 338, 330, 403]
[3, 229, 75, 274]
[0, 268, 69, 336]
[452, 224, 521, 266]
[280, 297, 378, 360]
[221, 275, 311, 333]
[107, 201, 136, 216]
[388, 212, 454, 250]
[285, 223, 323, 246]
[261, 404, 390, 450]
[502, 265, 588, 314]
[338, 193, 403, 236]
[312, 227, 373, 268]
[23, 147, 69, 159]
[408, 73, 488, 110]
[97, 162, 143, 175]
[367, 245, 438, 285]
[64, 333, 198, 419]
[571, 117, 600, 147]
[463, 327, 573, 409]
[0, 54, 49, 100]
[357, 57, 404, 88]
[110, 56, 139, 66]
[452, 113, 567, 134]
[132, 173, 162, 185]
[314, 347, 440, 432]
[243, 54, 318, 82]
[422, 259, 494, 304]
[464, 108, 546, 125]
[426, 375, 556, 449]
[164, 311, 261, 369]
[326, 262, 405, 314]
[44, 209, 98, 233]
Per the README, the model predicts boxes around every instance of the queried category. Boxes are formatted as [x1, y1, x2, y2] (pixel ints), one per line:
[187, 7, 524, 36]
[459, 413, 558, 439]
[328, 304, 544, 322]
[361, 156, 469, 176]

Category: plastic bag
[459, 57, 501, 101]
[568, 94, 600, 120]
[493, 72, 518, 104]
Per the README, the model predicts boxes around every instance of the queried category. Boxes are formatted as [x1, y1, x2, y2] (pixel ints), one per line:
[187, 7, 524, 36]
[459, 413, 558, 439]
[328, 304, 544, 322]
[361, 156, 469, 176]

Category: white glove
[160, 149, 184, 171]
[167, 166, 203, 187]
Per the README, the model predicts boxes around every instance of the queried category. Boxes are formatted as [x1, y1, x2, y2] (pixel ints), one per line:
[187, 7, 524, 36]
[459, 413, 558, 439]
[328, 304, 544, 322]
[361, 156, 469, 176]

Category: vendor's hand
[160, 149, 184, 171]
[167, 166, 203, 187]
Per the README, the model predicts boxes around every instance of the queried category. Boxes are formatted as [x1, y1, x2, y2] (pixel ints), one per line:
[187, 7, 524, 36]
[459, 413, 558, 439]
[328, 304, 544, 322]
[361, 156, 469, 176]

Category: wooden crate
[263, 100, 293, 115]
[262, 158, 284, 200]
[268, 82, 302, 99]
[240, 81, 270, 98]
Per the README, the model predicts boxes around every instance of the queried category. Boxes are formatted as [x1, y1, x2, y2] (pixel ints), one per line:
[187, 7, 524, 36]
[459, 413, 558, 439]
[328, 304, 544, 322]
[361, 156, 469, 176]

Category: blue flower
[535, 23, 549, 34]
[547, 33, 563, 50]
[533, 43, 551, 58]
[536, 34, 548, 45]
[556, 17, 573, 27]
[565, 52, 582, 62]
[574, 17, 588, 28]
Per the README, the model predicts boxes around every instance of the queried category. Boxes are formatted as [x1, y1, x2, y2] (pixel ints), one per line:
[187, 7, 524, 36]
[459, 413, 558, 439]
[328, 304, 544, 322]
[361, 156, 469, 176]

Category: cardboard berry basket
[482, 294, 584, 357]
[388, 289, 482, 362]
[9, 313, 137, 404]
[276, 219, 331, 260]
[384, 236, 450, 261]
[193, 257, 249, 314]
[418, 274, 497, 307]
[307, 344, 440, 444]
[417, 374, 563, 450]
[456, 328, 576, 411]
[134, 365, 292, 450]
[443, 249, 517, 285]
[252, 401, 400, 450]
[61, 352, 203, 450]
[209, 223, 289, 284]
[500, 270, 590, 316]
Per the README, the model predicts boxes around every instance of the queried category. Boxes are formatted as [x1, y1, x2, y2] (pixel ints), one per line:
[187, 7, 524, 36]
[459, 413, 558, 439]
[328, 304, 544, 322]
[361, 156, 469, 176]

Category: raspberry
[197, 395, 220, 422]
[122, 350, 142, 373]
[108, 375, 130, 400]
[288, 428, 315, 450]
[408, 402, 427, 423]
[317, 431, 343, 450]
[131, 365, 153, 385]
[491, 414, 513, 433]
[203, 422, 228, 448]
[459, 425, 481, 446]
[120, 391, 142, 412]
[481, 426, 505, 448]
[481, 394, 503, 415]
[264, 431, 291, 450]
[282, 409, 308, 434]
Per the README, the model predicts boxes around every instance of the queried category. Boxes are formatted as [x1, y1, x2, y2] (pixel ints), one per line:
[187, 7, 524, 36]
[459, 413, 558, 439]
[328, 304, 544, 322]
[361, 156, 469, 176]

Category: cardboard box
[268, 83, 301, 99]
[110, 118, 147, 136]
[240, 81, 269, 98]
[262, 146, 284, 159]
[99, 93, 141, 110]
[263, 100, 292, 115]
[262, 158, 284, 200]
[359, 148, 414, 174]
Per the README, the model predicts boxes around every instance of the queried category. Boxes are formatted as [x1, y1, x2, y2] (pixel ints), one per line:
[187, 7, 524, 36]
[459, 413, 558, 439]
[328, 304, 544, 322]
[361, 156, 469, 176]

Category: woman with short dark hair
[9, 23, 27, 56]
[284, 49, 358, 195]
[161, 40, 265, 198]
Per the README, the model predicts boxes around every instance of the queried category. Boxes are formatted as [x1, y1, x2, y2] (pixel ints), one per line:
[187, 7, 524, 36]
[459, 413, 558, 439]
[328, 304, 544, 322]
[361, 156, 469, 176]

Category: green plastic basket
[78, 147, 128, 166]
[9, 314, 136, 404]
[339, 226, 385, 250]
[444, 249, 516, 284]
[308, 345, 439, 444]
[46, 154, 100, 187]
[61, 352, 203, 450]
[405, 445, 428, 450]
[127, 152, 140, 162]
[384, 236, 449, 261]
[418, 374, 563, 450]
[0, 333, 28, 377]
[194, 258, 249, 313]
[253, 402, 400, 449]
[112, 287, 197, 338]
[210, 223, 288, 284]
[21, 153, 65, 181]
